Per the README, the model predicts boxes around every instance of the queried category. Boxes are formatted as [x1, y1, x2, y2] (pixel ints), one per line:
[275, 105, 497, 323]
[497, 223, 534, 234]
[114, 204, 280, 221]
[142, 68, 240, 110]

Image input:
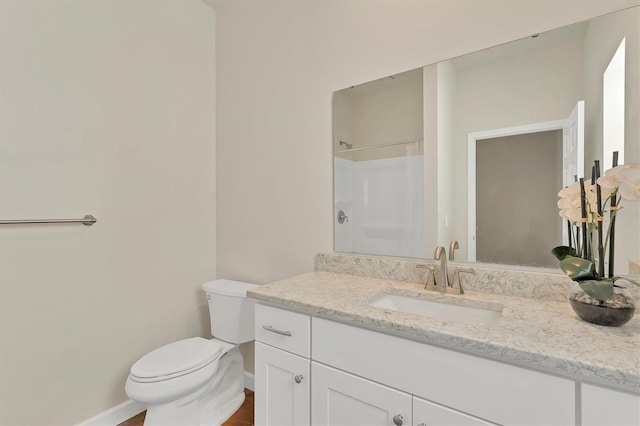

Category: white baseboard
[76, 399, 145, 426]
[244, 370, 255, 392]
[77, 371, 254, 426]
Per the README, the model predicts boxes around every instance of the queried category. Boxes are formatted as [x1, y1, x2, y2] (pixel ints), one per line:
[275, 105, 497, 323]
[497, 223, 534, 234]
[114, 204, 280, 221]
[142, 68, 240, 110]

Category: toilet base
[200, 391, 245, 425]
[142, 345, 246, 426]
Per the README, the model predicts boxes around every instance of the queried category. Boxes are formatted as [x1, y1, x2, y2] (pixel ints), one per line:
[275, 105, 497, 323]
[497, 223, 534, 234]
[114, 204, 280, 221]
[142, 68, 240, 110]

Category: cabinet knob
[392, 414, 403, 426]
[294, 374, 304, 384]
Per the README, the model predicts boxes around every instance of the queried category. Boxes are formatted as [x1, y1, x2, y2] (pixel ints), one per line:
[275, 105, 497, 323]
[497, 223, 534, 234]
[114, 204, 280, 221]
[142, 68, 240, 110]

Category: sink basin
[369, 293, 502, 326]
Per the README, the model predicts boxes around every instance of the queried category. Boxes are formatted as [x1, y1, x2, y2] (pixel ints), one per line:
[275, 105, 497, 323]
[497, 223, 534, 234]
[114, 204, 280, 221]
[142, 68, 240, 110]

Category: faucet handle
[451, 268, 475, 295]
[416, 264, 436, 289]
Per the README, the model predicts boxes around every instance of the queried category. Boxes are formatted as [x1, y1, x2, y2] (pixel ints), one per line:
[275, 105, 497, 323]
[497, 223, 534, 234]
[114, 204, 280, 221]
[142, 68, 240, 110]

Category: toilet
[125, 279, 257, 425]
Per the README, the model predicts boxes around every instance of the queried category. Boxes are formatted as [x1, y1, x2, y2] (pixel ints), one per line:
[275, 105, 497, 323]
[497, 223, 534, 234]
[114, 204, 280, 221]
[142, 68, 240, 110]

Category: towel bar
[0, 214, 97, 226]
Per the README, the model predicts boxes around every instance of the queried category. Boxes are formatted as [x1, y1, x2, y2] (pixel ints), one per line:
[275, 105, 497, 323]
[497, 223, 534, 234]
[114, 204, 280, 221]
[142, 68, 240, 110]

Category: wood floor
[117, 388, 254, 426]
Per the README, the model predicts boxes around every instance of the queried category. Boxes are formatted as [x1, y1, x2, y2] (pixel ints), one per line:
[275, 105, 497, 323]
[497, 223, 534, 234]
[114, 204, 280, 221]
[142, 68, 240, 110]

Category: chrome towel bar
[0, 214, 97, 226]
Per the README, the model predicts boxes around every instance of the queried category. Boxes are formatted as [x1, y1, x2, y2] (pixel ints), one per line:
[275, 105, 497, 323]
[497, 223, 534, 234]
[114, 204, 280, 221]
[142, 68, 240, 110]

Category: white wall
[214, 0, 639, 283]
[0, 1, 216, 424]
[583, 7, 640, 273]
[435, 61, 458, 249]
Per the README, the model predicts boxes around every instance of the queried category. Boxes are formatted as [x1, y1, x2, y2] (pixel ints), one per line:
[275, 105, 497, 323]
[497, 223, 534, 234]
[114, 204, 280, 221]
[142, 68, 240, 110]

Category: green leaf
[578, 279, 614, 301]
[551, 246, 577, 261]
[560, 256, 597, 281]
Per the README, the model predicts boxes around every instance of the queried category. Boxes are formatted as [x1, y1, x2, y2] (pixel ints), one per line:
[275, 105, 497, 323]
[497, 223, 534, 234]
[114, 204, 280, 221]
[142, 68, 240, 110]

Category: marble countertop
[248, 271, 640, 392]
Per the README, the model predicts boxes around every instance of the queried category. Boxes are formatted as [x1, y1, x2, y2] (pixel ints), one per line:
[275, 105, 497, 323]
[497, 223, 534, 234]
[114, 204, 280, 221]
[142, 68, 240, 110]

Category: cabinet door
[255, 342, 310, 426]
[312, 362, 412, 426]
[582, 383, 640, 426]
[413, 396, 495, 426]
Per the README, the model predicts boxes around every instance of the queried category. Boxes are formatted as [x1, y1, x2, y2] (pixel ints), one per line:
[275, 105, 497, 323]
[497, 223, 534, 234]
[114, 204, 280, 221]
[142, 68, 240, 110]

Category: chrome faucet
[433, 246, 448, 292]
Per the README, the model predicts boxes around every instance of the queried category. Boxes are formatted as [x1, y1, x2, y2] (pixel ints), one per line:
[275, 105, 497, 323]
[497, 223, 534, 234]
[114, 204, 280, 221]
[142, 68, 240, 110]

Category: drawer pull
[393, 414, 403, 426]
[262, 325, 292, 336]
[294, 374, 304, 384]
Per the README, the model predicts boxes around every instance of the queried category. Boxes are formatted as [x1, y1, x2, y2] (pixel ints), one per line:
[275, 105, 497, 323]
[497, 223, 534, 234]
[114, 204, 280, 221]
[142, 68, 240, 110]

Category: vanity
[249, 254, 640, 426]
[250, 6, 640, 425]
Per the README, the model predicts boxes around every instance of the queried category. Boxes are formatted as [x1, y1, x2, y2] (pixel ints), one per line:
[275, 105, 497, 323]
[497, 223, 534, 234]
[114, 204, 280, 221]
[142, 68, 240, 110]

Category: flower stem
[608, 151, 619, 277]
[579, 178, 589, 260]
[595, 161, 604, 278]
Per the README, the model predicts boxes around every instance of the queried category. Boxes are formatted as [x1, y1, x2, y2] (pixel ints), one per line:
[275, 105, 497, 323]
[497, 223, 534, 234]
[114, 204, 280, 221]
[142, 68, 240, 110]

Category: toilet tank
[202, 280, 258, 344]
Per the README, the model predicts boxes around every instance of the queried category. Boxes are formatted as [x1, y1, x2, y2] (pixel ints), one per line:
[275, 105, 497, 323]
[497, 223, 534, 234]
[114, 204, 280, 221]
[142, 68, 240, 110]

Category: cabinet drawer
[255, 304, 310, 357]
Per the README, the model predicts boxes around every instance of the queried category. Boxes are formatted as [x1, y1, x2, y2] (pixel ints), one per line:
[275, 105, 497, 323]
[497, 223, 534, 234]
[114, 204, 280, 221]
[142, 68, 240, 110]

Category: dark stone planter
[569, 298, 635, 327]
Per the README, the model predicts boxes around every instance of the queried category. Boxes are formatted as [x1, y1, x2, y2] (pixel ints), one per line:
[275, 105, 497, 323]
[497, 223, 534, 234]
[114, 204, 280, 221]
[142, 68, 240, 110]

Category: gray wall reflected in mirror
[333, 6, 639, 274]
[476, 131, 563, 268]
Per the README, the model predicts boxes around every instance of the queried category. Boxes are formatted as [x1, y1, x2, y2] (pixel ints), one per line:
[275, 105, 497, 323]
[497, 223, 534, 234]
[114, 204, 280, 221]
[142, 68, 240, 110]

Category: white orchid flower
[558, 181, 581, 197]
[557, 178, 602, 225]
[559, 207, 582, 223]
[617, 164, 640, 200]
[597, 163, 640, 200]
[597, 164, 630, 189]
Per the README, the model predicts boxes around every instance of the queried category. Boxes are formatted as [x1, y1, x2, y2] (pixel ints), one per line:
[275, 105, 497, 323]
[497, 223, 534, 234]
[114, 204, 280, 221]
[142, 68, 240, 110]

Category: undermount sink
[369, 292, 503, 326]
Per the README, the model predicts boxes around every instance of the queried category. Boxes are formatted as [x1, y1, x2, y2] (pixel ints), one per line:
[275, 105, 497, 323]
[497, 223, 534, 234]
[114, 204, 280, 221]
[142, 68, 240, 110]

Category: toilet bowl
[125, 280, 257, 425]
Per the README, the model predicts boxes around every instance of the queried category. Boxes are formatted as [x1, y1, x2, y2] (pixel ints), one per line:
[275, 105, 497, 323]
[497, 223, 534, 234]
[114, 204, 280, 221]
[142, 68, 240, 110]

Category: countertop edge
[248, 272, 640, 393]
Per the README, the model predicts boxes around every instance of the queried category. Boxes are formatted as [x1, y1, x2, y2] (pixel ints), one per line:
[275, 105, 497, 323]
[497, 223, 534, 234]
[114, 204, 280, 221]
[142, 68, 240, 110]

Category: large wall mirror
[333, 6, 639, 274]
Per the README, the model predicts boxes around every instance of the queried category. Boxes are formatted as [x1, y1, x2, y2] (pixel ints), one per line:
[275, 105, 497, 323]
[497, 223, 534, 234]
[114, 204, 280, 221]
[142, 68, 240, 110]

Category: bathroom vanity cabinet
[255, 304, 600, 426]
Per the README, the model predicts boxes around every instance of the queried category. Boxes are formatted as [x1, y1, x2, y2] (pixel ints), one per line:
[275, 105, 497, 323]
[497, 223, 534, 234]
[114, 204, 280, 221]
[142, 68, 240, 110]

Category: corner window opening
[603, 38, 625, 168]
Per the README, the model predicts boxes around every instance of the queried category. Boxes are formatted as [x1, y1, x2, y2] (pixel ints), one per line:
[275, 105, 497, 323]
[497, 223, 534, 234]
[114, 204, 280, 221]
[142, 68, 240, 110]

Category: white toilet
[125, 279, 257, 425]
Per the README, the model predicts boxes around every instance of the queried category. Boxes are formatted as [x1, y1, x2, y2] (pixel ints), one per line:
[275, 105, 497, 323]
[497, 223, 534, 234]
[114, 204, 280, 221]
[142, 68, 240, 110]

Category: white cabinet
[413, 396, 494, 426]
[581, 383, 640, 426]
[254, 303, 637, 426]
[312, 362, 412, 426]
[311, 362, 493, 426]
[254, 304, 311, 426]
[255, 342, 310, 426]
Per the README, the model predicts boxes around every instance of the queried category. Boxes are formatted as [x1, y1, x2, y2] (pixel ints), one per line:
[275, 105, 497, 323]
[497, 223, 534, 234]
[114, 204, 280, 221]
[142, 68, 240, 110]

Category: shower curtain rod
[335, 138, 422, 154]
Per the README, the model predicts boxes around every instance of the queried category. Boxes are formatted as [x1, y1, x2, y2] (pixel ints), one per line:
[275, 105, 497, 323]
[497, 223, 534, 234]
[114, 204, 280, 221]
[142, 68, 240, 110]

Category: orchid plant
[553, 159, 640, 302]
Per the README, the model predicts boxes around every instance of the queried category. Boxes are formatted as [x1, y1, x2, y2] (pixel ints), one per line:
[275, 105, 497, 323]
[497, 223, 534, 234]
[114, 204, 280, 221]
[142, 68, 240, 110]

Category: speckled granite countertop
[248, 270, 640, 393]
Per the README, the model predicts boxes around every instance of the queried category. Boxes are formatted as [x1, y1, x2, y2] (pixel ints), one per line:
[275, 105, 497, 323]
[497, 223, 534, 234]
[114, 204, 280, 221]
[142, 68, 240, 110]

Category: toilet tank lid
[202, 279, 258, 297]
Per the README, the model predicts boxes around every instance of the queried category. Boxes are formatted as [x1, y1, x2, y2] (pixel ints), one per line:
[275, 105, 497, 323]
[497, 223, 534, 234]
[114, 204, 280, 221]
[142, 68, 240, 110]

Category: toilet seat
[129, 337, 222, 383]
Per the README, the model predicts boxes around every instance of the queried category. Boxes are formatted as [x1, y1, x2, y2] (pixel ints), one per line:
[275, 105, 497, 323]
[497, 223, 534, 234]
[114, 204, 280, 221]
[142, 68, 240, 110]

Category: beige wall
[0, 1, 215, 424]
[215, 0, 639, 375]
[215, 0, 639, 283]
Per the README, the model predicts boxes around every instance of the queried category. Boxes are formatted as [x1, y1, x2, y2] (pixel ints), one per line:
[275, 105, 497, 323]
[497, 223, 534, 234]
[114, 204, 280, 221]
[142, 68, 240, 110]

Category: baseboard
[76, 399, 145, 426]
[244, 370, 255, 392]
